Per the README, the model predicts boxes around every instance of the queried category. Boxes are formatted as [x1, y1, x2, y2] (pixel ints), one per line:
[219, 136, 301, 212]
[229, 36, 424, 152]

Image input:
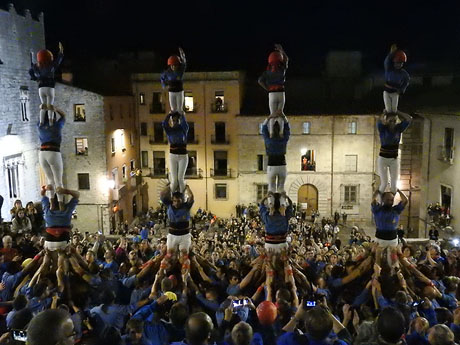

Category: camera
[232, 299, 249, 312]
[12, 330, 27, 342]
[304, 300, 316, 308]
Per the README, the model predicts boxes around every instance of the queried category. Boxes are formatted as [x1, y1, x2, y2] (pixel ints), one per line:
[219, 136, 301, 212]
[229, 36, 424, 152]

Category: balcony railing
[187, 135, 199, 144]
[437, 145, 455, 164]
[211, 135, 230, 145]
[149, 103, 165, 114]
[211, 102, 228, 113]
[149, 168, 169, 178]
[185, 168, 203, 178]
[210, 168, 232, 178]
[149, 135, 168, 145]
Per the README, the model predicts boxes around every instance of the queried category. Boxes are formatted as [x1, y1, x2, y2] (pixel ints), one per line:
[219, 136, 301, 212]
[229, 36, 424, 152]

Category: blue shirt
[90, 304, 135, 330]
[140, 228, 149, 240]
[384, 52, 410, 94]
[37, 117, 65, 145]
[29, 53, 64, 88]
[163, 113, 189, 146]
[28, 296, 52, 315]
[161, 197, 194, 225]
[42, 196, 78, 227]
[371, 202, 405, 239]
[262, 122, 290, 157]
[259, 64, 287, 89]
[377, 120, 410, 147]
[277, 332, 347, 345]
[259, 204, 292, 236]
[160, 64, 186, 92]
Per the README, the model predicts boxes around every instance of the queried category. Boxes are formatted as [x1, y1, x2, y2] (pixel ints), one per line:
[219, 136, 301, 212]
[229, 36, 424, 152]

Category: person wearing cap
[161, 47, 186, 114]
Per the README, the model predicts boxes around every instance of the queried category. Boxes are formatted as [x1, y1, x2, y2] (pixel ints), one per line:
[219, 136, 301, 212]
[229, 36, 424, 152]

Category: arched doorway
[297, 184, 318, 216]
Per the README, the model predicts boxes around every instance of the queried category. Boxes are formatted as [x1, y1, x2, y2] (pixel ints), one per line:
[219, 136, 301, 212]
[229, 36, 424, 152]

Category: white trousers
[267, 116, 285, 138]
[265, 242, 288, 253]
[268, 92, 285, 115]
[169, 91, 184, 113]
[39, 151, 64, 202]
[377, 156, 399, 194]
[383, 91, 399, 114]
[167, 233, 192, 252]
[44, 241, 68, 251]
[267, 194, 287, 209]
[39, 87, 55, 124]
[169, 153, 188, 194]
[267, 165, 287, 193]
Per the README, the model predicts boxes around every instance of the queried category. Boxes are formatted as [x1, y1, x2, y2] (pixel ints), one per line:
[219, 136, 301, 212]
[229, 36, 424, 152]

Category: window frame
[214, 183, 228, 200]
[77, 173, 90, 190]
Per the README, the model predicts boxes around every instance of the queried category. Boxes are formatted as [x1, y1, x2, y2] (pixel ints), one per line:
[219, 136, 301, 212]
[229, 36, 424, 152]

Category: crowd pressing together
[0, 40, 457, 345]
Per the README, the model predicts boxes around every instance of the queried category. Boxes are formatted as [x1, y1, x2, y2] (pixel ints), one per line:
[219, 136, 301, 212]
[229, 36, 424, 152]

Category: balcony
[149, 103, 165, 114]
[211, 102, 228, 113]
[149, 135, 168, 145]
[437, 145, 454, 165]
[130, 175, 142, 188]
[187, 135, 199, 145]
[210, 168, 233, 179]
[211, 135, 230, 145]
[111, 184, 127, 201]
[149, 168, 169, 178]
[185, 168, 203, 179]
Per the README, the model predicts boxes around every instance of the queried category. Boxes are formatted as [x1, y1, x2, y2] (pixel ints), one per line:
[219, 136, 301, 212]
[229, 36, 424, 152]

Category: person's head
[435, 308, 453, 326]
[104, 250, 114, 261]
[275, 288, 291, 303]
[16, 208, 26, 218]
[100, 289, 116, 312]
[382, 192, 395, 207]
[185, 312, 214, 345]
[329, 253, 338, 265]
[376, 307, 406, 343]
[205, 287, 218, 301]
[125, 318, 144, 343]
[412, 317, 429, 335]
[161, 277, 173, 292]
[168, 55, 180, 70]
[170, 303, 188, 328]
[27, 309, 75, 345]
[402, 245, 414, 258]
[304, 307, 333, 341]
[227, 269, 240, 286]
[386, 114, 397, 131]
[3, 235, 13, 249]
[33, 282, 48, 299]
[172, 192, 184, 209]
[72, 235, 80, 246]
[428, 324, 455, 345]
[128, 250, 138, 262]
[13, 294, 28, 311]
[26, 201, 35, 212]
[14, 199, 22, 209]
[169, 111, 181, 127]
[85, 250, 95, 263]
[231, 322, 253, 345]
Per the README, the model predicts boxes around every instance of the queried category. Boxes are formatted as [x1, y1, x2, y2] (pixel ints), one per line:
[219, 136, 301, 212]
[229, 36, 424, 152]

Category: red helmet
[256, 301, 277, 326]
[268, 51, 283, 65]
[393, 50, 407, 63]
[167, 55, 180, 66]
[37, 49, 53, 64]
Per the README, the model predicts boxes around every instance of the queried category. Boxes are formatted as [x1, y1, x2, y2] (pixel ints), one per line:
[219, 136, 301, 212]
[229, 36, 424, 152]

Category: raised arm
[275, 43, 289, 68]
[53, 107, 66, 120]
[396, 110, 412, 124]
[371, 189, 381, 207]
[397, 189, 408, 208]
[178, 47, 186, 65]
[160, 186, 172, 205]
[56, 187, 79, 200]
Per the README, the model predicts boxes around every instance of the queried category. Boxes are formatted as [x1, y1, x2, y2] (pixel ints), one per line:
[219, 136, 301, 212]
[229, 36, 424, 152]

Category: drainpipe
[330, 116, 335, 217]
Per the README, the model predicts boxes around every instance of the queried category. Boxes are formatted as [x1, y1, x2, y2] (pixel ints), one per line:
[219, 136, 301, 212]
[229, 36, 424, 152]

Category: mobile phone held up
[304, 300, 316, 308]
[232, 299, 249, 311]
[13, 330, 27, 342]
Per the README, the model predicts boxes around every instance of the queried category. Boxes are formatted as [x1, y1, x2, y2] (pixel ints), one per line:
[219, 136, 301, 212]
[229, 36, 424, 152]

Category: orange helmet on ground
[268, 51, 283, 65]
[393, 50, 407, 63]
[168, 55, 180, 66]
[37, 49, 53, 65]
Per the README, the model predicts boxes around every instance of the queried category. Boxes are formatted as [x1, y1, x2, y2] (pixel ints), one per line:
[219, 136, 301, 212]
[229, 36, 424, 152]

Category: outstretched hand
[390, 44, 398, 53]
[59, 42, 64, 54]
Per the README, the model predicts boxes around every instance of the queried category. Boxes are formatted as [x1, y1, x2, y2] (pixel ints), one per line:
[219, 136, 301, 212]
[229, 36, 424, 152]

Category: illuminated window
[303, 122, 311, 134]
[74, 104, 86, 122]
[186, 151, 197, 176]
[130, 160, 135, 171]
[139, 93, 145, 105]
[112, 168, 119, 189]
[77, 173, 90, 190]
[120, 130, 125, 151]
[215, 184, 227, 199]
[345, 154, 357, 172]
[256, 184, 269, 202]
[111, 137, 116, 153]
[301, 150, 316, 171]
[141, 151, 148, 167]
[348, 120, 357, 134]
[184, 91, 194, 112]
[75, 138, 88, 156]
[213, 91, 226, 112]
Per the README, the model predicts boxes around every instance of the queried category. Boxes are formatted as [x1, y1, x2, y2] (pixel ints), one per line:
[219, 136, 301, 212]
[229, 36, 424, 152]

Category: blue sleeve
[132, 300, 157, 320]
[400, 73, 410, 94]
[259, 204, 269, 224]
[29, 66, 37, 80]
[396, 120, 410, 133]
[160, 71, 167, 88]
[262, 124, 269, 140]
[377, 295, 391, 309]
[196, 293, 220, 312]
[42, 196, 50, 211]
[178, 63, 186, 77]
[384, 53, 394, 73]
[286, 205, 293, 219]
[53, 53, 64, 70]
[56, 116, 65, 129]
[283, 121, 290, 143]
[394, 202, 405, 214]
[162, 114, 170, 131]
[330, 278, 343, 288]
[377, 120, 384, 133]
[352, 288, 370, 307]
[180, 114, 189, 134]
[371, 203, 381, 214]
[258, 72, 267, 86]
[421, 306, 437, 327]
[65, 197, 79, 215]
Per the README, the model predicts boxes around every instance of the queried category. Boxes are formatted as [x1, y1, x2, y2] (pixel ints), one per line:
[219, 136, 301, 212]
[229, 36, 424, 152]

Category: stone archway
[288, 175, 329, 215]
[297, 184, 318, 216]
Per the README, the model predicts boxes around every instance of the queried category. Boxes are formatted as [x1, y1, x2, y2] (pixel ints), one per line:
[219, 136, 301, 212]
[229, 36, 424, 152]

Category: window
[19, 86, 29, 122]
[111, 137, 116, 154]
[109, 104, 113, 120]
[130, 160, 135, 171]
[215, 184, 227, 199]
[344, 185, 358, 204]
[301, 150, 316, 171]
[140, 122, 147, 136]
[153, 122, 165, 143]
[187, 122, 196, 143]
[348, 120, 357, 134]
[153, 151, 166, 175]
[150, 92, 164, 113]
[75, 138, 88, 156]
[184, 91, 194, 112]
[257, 155, 267, 171]
[445, 128, 454, 160]
[122, 165, 127, 181]
[74, 104, 86, 122]
[139, 92, 145, 105]
[259, 123, 264, 135]
[112, 168, 119, 189]
[441, 185, 452, 211]
[345, 154, 357, 172]
[186, 151, 197, 176]
[120, 130, 125, 151]
[141, 151, 149, 167]
[256, 184, 269, 202]
[77, 173, 90, 190]
[213, 122, 227, 143]
[302, 122, 311, 134]
[214, 151, 228, 176]
[213, 91, 226, 112]
[4, 155, 21, 199]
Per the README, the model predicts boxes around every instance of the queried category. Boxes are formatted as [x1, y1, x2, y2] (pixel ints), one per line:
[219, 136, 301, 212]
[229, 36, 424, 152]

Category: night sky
[2, 0, 460, 74]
